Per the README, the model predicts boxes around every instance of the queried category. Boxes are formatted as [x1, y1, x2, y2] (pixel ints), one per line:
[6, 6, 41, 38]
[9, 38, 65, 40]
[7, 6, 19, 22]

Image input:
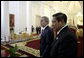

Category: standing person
[38, 26, 41, 34]
[49, 13, 78, 57]
[36, 26, 38, 34]
[31, 25, 34, 33]
[40, 16, 54, 57]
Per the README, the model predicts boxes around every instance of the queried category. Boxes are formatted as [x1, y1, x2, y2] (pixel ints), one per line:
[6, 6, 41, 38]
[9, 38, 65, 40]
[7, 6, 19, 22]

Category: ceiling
[42, 1, 83, 14]
[31, 1, 83, 14]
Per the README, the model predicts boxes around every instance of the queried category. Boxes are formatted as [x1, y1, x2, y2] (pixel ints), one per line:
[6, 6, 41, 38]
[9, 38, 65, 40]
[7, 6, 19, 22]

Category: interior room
[1, 1, 83, 57]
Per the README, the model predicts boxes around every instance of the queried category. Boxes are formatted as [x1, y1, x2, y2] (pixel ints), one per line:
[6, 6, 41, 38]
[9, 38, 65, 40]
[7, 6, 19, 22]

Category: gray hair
[41, 16, 49, 23]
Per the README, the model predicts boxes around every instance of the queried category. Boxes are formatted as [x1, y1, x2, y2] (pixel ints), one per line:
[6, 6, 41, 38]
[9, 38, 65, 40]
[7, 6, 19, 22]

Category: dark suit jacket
[40, 26, 54, 57]
[49, 26, 78, 57]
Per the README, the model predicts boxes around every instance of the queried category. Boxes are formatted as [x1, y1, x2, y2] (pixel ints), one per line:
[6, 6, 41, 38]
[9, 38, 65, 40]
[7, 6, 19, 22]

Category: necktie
[42, 29, 44, 34]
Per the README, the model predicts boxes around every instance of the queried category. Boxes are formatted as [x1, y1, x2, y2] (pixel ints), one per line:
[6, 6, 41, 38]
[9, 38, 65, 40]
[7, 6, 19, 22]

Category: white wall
[8, 1, 83, 35]
[1, 1, 10, 41]
[19, 1, 27, 32]
[9, 1, 27, 34]
[29, 1, 56, 28]
[31, 1, 54, 27]
[43, 4, 51, 26]
[26, 1, 32, 34]
[9, 1, 41, 34]
[31, 1, 41, 28]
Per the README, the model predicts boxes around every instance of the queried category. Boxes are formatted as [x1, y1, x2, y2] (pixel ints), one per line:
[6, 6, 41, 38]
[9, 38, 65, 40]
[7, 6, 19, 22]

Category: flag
[73, 19, 75, 25]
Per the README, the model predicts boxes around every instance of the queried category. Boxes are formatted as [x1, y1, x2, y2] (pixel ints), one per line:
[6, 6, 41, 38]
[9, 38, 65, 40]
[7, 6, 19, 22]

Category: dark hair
[52, 12, 67, 23]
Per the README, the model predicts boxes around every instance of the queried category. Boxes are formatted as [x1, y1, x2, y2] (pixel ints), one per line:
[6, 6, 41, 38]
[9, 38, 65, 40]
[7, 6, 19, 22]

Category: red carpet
[1, 34, 40, 57]
[1, 44, 36, 57]
[25, 39, 40, 50]
[33, 34, 39, 36]
[1, 46, 10, 57]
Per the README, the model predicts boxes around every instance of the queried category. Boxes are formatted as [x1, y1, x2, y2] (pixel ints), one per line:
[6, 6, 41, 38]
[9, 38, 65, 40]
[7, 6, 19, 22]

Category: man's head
[52, 12, 67, 31]
[41, 16, 49, 27]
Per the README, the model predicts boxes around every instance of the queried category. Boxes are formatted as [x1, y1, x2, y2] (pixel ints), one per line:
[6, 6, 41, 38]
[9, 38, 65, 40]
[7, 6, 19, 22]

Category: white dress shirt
[41, 25, 48, 34]
[57, 24, 68, 36]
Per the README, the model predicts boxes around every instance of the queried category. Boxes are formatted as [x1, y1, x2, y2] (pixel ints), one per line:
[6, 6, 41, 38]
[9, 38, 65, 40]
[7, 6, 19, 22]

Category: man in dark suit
[31, 25, 34, 33]
[40, 16, 54, 57]
[38, 26, 41, 34]
[36, 26, 38, 34]
[49, 13, 78, 57]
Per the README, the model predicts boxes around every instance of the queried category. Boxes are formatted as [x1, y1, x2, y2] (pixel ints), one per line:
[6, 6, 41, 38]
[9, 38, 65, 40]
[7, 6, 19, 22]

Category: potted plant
[8, 44, 20, 57]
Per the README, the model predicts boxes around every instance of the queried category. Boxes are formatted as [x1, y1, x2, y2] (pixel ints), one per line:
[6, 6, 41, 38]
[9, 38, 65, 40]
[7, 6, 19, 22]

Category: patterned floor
[1, 34, 40, 57]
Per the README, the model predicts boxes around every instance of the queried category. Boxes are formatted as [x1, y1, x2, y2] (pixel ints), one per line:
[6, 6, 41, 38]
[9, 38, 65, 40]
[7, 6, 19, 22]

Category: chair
[11, 33, 18, 42]
[69, 27, 77, 34]
[21, 33, 29, 40]
[12, 33, 18, 39]
[76, 29, 83, 57]
[29, 32, 33, 38]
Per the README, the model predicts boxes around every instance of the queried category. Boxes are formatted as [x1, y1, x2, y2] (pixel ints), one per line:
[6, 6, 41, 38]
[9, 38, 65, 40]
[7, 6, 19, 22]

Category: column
[40, 1, 44, 17]
[1, 1, 10, 41]
[26, 1, 32, 35]
[49, 6, 53, 26]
